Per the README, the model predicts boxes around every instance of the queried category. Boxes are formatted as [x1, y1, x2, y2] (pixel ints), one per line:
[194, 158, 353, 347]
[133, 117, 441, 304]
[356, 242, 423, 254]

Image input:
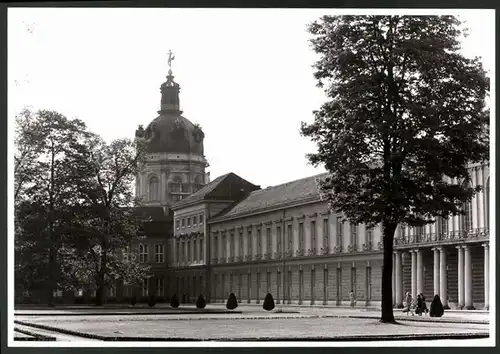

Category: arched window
[148, 176, 159, 201]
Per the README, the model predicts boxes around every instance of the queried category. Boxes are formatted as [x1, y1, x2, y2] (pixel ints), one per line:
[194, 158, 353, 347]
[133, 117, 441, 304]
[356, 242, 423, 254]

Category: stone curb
[14, 327, 57, 341]
[16, 311, 243, 317]
[13, 320, 489, 342]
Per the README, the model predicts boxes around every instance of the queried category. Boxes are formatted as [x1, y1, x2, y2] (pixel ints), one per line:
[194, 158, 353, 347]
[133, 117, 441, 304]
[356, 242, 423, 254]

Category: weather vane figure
[168, 50, 175, 73]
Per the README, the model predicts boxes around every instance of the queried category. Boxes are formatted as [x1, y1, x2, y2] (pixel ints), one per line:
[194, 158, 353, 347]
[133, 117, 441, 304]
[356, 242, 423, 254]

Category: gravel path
[17, 316, 489, 340]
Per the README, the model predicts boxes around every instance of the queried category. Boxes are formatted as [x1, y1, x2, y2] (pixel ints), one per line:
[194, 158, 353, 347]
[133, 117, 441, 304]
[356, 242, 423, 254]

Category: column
[411, 250, 417, 298]
[457, 245, 464, 309]
[394, 251, 403, 308]
[172, 239, 177, 265]
[439, 247, 449, 308]
[482, 243, 489, 309]
[392, 252, 396, 305]
[416, 249, 424, 295]
[432, 248, 440, 296]
[464, 245, 474, 309]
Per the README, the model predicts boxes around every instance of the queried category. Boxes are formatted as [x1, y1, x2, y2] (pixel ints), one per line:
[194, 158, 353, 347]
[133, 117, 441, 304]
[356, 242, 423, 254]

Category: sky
[8, 8, 495, 188]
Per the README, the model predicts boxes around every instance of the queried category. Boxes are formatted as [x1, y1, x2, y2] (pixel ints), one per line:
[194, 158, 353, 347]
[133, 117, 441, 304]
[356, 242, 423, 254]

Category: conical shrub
[130, 296, 137, 306]
[170, 293, 180, 308]
[148, 294, 157, 307]
[226, 292, 238, 310]
[263, 293, 275, 311]
[196, 294, 206, 309]
[429, 294, 444, 317]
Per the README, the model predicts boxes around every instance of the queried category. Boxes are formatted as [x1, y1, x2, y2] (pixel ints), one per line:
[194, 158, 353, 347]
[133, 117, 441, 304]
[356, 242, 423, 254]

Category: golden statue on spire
[167, 49, 175, 73]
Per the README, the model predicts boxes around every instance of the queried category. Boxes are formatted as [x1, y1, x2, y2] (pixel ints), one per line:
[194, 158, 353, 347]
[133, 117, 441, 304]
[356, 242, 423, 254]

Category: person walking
[403, 292, 414, 316]
[349, 290, 356, 308]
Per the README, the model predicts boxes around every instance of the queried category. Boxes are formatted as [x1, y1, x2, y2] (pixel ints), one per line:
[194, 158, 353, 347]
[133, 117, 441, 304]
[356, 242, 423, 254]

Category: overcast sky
[9, 8, 495, 188]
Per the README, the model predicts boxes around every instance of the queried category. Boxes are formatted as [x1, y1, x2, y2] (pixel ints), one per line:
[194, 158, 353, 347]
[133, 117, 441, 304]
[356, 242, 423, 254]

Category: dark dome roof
[143, 112, 204, 155]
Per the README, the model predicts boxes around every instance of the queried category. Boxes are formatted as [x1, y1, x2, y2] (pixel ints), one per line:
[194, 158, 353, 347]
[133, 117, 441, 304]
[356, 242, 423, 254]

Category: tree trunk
[380, 220, 397, 323]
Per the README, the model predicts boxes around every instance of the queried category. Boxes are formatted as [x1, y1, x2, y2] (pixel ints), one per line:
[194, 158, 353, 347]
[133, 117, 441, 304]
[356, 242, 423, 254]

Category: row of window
[123, 244, 165, 264]
[175, 213, 205, 229]
[212, 217, 373, 259]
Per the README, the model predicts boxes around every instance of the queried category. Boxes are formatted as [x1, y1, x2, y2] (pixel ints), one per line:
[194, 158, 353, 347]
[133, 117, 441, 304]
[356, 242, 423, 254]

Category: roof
[210, 173, 327, 222]
[171, 172, 259, 210]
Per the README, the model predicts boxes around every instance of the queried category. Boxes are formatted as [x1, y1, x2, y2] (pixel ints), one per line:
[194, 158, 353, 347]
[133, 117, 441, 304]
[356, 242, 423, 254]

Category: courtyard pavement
[14, 303, 490, 341]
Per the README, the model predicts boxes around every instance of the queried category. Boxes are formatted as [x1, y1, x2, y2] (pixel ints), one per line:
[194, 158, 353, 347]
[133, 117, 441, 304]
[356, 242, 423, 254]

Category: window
[148, 176, 159, 201]
[257, 229, 261, 254]
[239, 231, 244, 256]
[310, 221, 316, 249]
[230, 232, 235, 258]
[367, 227, 373, 245]
[276, 226, 281, 254]
[337, 217, 343, 249]
[214, 236, 218, 258]
[155, 244, 164, 263]
[187, 240, 191, 261]
[439, 217, 449, 234]
[199, 238, 203, 261]
[222, 233, 227, 259]
[172, 176, 182, 192]
[351, 224, 357, 247]
[193, 239, 197, 262]
[142, 278, 149, 297]
[108, 285, 116, 297]
[187, 217, 191, 227]
[266, 228, 272, 248]
[123, 246, 129, 262]
[299, 222, 305, 250]
[199, 214, 204, 224]
[287, 224, 293, 251]
[322, 219, 329, 246]
[175, 219, 180, 229]
[157, 278, 164, 297]
[193, 216, 197, 227]
[139, 244, 148, 263]
[181, 219, 185, 228]
[463, 202, 473, 231]
[247, 230, 253, 255]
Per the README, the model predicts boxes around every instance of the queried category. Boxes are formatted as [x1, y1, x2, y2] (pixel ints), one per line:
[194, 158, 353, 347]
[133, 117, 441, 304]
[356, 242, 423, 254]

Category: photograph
[8, 6, 494, 346]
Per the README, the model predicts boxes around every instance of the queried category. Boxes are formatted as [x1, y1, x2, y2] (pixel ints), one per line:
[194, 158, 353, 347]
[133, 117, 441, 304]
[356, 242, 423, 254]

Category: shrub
[148, 294, 157, 307]
[226, 293, 238, 310]
[196, 294, 206, 309]
[263, 293, 275, 311]
[130, 296, 137, 306]
[430, 294, 444, 317]
[170, 294, 180, 308]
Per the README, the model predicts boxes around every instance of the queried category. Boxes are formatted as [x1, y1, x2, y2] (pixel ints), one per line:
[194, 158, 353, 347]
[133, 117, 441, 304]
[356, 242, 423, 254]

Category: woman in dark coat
[430, 294, 444, 317]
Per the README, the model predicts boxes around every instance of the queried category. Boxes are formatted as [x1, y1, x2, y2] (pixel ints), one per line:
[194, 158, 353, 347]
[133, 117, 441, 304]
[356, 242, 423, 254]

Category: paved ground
[14, 304, 490, 341]
[15, 315, 489, 341]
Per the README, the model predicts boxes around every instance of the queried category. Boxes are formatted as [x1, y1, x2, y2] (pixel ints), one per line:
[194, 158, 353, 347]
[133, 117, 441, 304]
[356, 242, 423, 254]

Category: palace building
[132, 59, 491, 310]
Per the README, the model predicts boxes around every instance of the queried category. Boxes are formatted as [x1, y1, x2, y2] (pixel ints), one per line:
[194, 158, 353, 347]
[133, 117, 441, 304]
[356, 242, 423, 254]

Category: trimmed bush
[148, 294, 157, 307]
[429, 294, 444, 317]
[226, 293, 238, 310]
[196, 294, 206, 309]
[263, 293, 275, 311]
[170, 294, 180, 308]
[130, 296, 137, 306]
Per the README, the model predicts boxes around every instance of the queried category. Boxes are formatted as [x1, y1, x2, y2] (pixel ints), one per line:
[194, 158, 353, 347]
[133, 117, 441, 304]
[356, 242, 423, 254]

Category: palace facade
[130, 63, 491, 310]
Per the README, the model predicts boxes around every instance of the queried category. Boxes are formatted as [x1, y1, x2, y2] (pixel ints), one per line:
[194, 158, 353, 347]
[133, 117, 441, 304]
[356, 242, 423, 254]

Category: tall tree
[301, 15, 489, 323]
[14, 109, 92, 306]
[74, 136, 149, 306]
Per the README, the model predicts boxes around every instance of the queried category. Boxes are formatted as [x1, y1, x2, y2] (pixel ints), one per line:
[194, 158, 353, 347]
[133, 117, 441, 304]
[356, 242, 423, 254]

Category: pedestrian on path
[349, 290, 356, 308]
[402, 292, 415, 316]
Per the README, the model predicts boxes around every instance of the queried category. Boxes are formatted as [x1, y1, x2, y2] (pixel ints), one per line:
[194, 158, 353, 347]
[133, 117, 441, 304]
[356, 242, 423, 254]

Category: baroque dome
[135, 60, 205, 156]
[142, 113, 204, 155]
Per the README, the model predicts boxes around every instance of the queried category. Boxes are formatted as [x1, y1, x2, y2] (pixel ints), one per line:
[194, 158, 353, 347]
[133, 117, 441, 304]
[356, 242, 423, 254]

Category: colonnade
[392, 242, 489, 309]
